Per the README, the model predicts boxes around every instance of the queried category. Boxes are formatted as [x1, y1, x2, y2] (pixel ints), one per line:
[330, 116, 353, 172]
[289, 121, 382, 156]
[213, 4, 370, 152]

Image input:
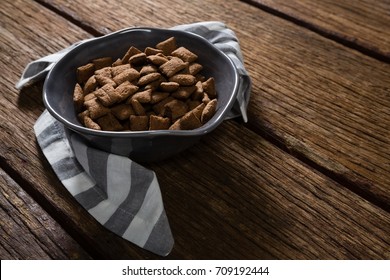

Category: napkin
[18, 21, 251, 257]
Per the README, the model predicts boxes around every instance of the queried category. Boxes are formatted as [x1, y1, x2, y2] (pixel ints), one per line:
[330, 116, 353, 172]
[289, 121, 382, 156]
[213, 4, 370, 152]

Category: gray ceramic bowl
[43, 27, 239, 162]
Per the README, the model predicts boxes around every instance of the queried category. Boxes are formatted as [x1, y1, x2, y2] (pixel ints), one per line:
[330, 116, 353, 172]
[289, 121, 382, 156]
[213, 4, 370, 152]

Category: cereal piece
[131, 88, 152, 103]
[159, 81, 179, 92]
[140, 65, 158, 76]
[191, 102, 206, 119]
[97, 113, 123, 131]
[95, 75, 116, 87]
[93, 57, 112, 70]
[195, 74, 206, 82]
[111, 64, 130, 77]
[74, 37, 218, 131]
[84, 92, 96, 102]
[201, 98, 217, 124]
[95, 68, 116, 87]
[149, 115, 171, 130]
[169, 74, 196, 86]
[95, 82, 136, 106]
[156, 36, 177, 55]
[172, 86, 196, 99]
[77, 63, 95, 84]
[179, 111, 202, 130]
[94, 84, 117, 106]
[113, 68, 140, 85]
[188, 62, 203, 75]
[169, 119, 181, 130]
[171, 46, 198, 63]
[130, 115, 149, 131]
[77, 110, 89, 124]
[202, 92, 211, 104]
[130, 99, 146, 116]
[159, 57, 188, 77]
[144, 47, 163, 56]
[115, 81, 139, 102]
[111, 104, 135, 120]
[147, 54, 169, 66]
[191, 81, 204, 100]
[129, 52, 147, 66]
[94, 67, 111, 77]
[84, 98, 110, 119]
[163, 99, 188, 121]
[112, 58, 122, 66]
[122, 46, 142, 64]
[152, 96, 175, 115]
[83, 75, 97, 94]
[137, 72, 161, 86]
[202, 77, 216, 98]
[145, 77, 164, 91]
[150, 91, 170, 104]
[73, 83, 84, 112]
[84, 115, 101, 130]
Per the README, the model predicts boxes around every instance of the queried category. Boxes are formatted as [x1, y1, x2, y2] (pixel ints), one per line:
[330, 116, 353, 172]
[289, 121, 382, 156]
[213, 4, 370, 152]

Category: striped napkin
[18, 21, 251, 257]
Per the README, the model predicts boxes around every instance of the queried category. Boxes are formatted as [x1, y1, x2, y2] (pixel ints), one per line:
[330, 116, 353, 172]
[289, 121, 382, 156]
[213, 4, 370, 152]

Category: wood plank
[1, 0, 389, 259]
[149, 123, 390, 259]
[0, 169, 91, 259]
[243, 0, 390, 60]
[40, 0, 390, 212]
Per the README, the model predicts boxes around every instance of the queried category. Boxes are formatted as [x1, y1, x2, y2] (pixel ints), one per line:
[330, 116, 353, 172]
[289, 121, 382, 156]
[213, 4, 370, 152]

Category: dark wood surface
[1, 0, 389, 259]
[243, 0, 390, 60]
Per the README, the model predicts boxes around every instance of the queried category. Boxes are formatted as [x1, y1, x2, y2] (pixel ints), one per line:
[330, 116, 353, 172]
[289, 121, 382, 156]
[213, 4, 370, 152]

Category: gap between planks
[240, 0, 390, 63]
[239, 119, 390, 213]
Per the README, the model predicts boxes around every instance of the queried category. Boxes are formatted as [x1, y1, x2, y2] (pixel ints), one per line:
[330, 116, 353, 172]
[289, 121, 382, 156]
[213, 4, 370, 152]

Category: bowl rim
[43, 27, 240, 138]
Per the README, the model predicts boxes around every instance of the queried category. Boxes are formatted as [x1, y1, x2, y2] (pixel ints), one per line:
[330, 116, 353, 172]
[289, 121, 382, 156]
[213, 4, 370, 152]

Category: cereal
[83, 75, 97, 94]
[76, 63, 94, 84]
[129, 52, 147, 66]
[188, 63, 203, 75]
[171, 86, 196, 99]
[202, 77, 216, 98]
[147, 54, 169, 65]
[73, 37, 218, 131]
[163, 99, 188, 121]
[169, 74, 196, 86]
[84, 115, 101, 130]
[149, 115, 170, 130]
[159, 81, 179, 92]
[111, 104, 135, 120]
[92, 57, 112, 70]
[97, 113, 123, 131]
[130, 115, 149, 131]
[137, 72, 161, 86]
[171, 46, 198, 63]
[73, 83, 84, 112]
[159, 57, 188, 77]
[201, 98, 217, 123]
[156, 36, 177, 55]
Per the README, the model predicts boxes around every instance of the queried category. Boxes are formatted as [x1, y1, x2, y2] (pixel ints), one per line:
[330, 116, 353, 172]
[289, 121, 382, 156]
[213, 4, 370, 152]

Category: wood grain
[1, 0, 389, 259]
[0, 169, 91, 259]
[40, 0, 390, 211]
[150, 123, 390, 259]
[243, 0, 390, 60]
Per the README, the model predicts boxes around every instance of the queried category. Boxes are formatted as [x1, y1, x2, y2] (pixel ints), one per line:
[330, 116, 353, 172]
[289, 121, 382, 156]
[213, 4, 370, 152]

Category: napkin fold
[18, 21, 251, 256]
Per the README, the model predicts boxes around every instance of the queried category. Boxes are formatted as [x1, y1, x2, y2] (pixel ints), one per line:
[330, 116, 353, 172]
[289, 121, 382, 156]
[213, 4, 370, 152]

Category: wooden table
[1, 0, 389, 259]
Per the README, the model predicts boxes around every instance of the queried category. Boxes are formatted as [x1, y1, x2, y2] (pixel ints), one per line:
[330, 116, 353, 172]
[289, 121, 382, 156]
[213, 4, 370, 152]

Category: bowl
[43, 27, 239, 162]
